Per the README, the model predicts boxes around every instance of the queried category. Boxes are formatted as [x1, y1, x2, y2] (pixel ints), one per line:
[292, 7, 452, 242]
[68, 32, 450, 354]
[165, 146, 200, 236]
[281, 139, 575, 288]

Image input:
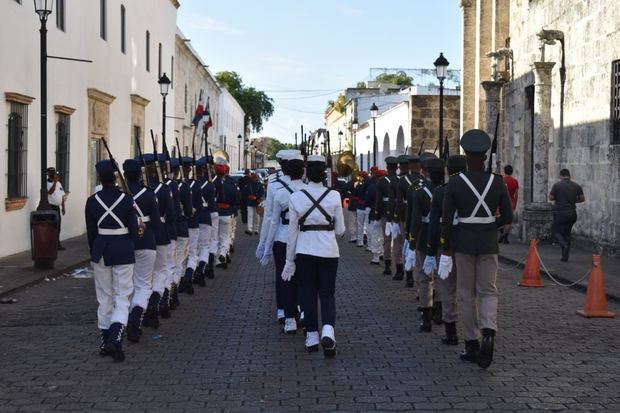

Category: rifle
[100, 137, 131, 195]
[488, 113, 500, 173]
[325, 130, 334, 188]
[443, 138, 450, 162]
[161, 128, 171, 181]
[418, 140, 425, 155]
[150, 129, 162, 184]
[135, 134, 149, 187]
[175, 137, 185, 182]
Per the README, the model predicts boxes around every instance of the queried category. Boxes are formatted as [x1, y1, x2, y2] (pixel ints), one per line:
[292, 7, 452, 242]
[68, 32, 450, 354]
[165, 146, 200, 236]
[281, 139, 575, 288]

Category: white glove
[260, 249, 273, 267]
[281, 260, 296, 282]
[365, 207, 371, 215]
[402, 240, 409, 258]
[437, 255, 453, 280]
[404, 248, 416, 271]
[384, 223, 392, 237]
[390, 222, 401, 238]
[371, 220, 380, 233]
[259, 200, 266, 208]
[423, 256, 438, 276]
[255, 242, 265, 260]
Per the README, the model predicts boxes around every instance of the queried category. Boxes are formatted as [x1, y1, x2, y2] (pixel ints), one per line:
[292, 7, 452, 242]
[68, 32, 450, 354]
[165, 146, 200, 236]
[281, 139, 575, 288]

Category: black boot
[99, 329, 110, 356]
[460, 339, 480, 363]
[477, 328, 496, 369]
[194, 261, 206, 287]
[104, 322, 125, 362]
[432, 301, 443, 325]
[180, 268, 193, 294]
[159, 288, 171, 319]
[405, 271, 413, 288]
[126, 306, 144, 343]
[170, 283, 180, 309]
[216, 255, 228, 269]
[226, 254, 232, 264]
[419, 307, 432, 332]
[142, 292, 161, 329]
[207, 254, 215, 279]
[382, 260, 392, 275]
[561, 244, 570, 262]
[392, 264, 404, 280]
[441, 322, 459, 345]
[230, 245, 235, 254]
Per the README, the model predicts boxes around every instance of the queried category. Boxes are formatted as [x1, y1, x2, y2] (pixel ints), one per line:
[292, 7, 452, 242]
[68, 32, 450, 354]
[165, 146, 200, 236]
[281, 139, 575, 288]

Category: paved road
[1, 228, 619, 412]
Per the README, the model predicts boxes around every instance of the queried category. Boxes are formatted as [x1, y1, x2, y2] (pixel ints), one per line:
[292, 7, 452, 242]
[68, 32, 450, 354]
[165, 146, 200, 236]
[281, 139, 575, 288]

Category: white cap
[283, 153, 304, 161]
[275, 150, 286, 159]
[307, 155, 326, 163]
[279, 149, 301, 160]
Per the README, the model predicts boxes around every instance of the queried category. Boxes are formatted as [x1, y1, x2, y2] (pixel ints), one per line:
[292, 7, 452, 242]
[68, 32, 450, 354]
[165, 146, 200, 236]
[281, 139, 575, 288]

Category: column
[460, 0, 476, 135]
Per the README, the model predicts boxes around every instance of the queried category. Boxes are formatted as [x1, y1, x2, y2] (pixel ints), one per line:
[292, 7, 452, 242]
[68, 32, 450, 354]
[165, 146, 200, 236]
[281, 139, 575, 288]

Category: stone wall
[410, 95, 460, 155]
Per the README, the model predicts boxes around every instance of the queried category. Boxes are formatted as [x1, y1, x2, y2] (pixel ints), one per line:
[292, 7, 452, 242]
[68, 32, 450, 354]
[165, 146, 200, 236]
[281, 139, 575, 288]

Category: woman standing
[283, 155, 345, 357]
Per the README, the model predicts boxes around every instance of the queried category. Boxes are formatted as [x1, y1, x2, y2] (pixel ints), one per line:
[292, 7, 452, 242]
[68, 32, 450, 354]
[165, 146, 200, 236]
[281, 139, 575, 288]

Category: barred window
[120, 5, 126, 54]
[7, 103, 28, 198]
[56, 0, 65, 32]
[100, 0, 107, 40]
[56, 113, 70, 191]
[612, 60, 620, 145]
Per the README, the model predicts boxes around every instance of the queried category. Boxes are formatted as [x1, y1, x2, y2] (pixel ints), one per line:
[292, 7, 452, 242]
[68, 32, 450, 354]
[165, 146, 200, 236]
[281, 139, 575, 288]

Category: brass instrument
[212, 148, 230, 165]
[336, 150, 361, 184]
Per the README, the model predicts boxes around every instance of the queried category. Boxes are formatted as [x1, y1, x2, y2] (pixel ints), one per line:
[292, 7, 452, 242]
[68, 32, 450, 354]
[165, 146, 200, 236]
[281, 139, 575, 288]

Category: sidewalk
[498, 239, 620, 303]
[0, 234, 90, 298]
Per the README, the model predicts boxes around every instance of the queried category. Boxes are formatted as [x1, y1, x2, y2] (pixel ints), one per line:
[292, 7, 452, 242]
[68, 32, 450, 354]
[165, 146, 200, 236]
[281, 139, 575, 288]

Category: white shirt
[286, 181, 345, 260]
[265, 179, 307, 246]
[47, 180, 65, 206]
[258, 174, 290, 245]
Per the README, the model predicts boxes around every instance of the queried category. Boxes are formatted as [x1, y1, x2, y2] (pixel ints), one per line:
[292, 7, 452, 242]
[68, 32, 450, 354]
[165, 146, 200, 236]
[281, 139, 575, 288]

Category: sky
[177, 1, 462, 144]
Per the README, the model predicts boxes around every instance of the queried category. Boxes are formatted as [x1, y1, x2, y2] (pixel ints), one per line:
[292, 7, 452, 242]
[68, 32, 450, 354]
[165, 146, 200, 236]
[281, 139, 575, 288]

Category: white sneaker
[276, 309, 285, 324]
[283, 318, 297, 334]
[305, 331, 320, 352]
[321, 324, 336, 358]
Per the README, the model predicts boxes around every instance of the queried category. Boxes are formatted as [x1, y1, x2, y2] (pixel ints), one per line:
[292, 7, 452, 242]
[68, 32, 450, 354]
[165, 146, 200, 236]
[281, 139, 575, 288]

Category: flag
[192, 90, 205, 127]
[203, 96, 213, 133]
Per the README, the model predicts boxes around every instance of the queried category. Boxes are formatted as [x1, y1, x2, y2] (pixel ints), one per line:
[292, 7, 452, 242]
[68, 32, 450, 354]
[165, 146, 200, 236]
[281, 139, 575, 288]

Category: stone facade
[410, 95, 460, 156]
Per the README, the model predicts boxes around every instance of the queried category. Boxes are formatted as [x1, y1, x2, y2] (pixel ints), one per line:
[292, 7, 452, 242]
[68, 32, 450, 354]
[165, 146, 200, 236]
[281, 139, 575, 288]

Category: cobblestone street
[1, 229, 619, 412]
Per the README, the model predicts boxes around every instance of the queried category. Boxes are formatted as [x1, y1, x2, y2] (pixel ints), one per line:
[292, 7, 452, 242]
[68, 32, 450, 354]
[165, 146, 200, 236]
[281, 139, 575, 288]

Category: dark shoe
[207, 254, 216, 279]
[254, 231, 259, 235]
[349, 239, 357, 243]
[194, 262, 206, 287]
[363, 234, 368, 244]
[405, 271, 413, 288]
[180, 269, 193, 293]
[307, 344, 319, 353]
[460, 339, 480, 363]
[370, 261, 380, 265]
[477, 329, 495, 369]
[142, 292, 161, 329]
[379, 255, 384, 261]
[441, 322, 459, 345]
[99, 329, 110, 356]
[104, 323, 126, 362]
[419, 307, 432, 332]
[126, 306, 144, 343]
[321, 337, 336, 358]
[170, 284, 180, 309]
[226, 254, 232, 264]
[215, 262, 228, 269]
[382, 260, 392, 275]
[218, 255, 226, 263]
[561, 245, 569, 262]
[245, 230, 252, 235]
[159, 289, 171, 319]
[432, 302, 443, 325]
[392, 264, 404, 280]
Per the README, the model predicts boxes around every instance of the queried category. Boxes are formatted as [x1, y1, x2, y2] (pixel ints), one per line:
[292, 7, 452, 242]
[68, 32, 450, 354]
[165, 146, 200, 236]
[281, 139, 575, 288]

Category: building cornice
[460, 0, 474, 8]
[87, 88, 116, 104]
[130, 94, 150, 107]
[169, 0, 180, 9]
[5, 92, 35, 105]
[54, 105, 76, 115]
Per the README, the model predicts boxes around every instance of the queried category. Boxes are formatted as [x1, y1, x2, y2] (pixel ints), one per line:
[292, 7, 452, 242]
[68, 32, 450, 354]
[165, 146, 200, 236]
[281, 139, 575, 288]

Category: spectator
[243, 173, 264, 235]
[238, 169, 251, 224]
[499, 165, 519, 244]
[47, 167, 66, 250]
[549, 169, 585, 262]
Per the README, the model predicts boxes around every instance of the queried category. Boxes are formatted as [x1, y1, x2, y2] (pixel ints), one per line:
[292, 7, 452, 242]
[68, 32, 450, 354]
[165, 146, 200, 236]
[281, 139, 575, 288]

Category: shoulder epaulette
[493, 172, 503, 177]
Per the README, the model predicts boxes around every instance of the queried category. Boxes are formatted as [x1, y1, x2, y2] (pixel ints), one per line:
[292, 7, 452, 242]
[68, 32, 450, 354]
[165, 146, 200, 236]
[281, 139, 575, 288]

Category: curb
[498, 254, 620, 305]
[0, 258, 91, 298]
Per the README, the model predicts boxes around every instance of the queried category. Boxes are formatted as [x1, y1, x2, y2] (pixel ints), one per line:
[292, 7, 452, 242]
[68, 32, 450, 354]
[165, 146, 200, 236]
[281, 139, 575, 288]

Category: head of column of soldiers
[181, 157, 193, 178]
[123, 159, 141, 183]
[408, 155, 422, 175]
[288, 156, 305, 180]
[447, 155, 467, 176]
[397, 155, 409, 175]
[306, 155, 327, 183]
[460, 129, 491, 171]
[96, 160, 117, 187]
[424, 158, 446, 186]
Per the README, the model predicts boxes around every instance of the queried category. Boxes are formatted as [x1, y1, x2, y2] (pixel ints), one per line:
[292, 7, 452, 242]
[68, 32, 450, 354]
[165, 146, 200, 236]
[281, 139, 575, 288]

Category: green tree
[261, 137, 296, 160]
[356, 81, 367, 88]
[375, 71, 413, 86]
[326, 94, 346, 114]
[216, 71, 275, 133]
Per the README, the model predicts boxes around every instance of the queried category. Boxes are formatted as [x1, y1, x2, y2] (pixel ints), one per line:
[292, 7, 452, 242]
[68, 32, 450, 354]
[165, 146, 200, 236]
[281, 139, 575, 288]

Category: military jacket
[186, 179, 202, 229]
[148, 176, 176, 246]
[127, 181, 160, 251]
[171, 179, 192, 238]
[407, 179, 435, 251]
[374, 174, 396, 220]
[198, 177, 215, 225]
[365, 179, 379, 221]
[214, 176, 239, 217]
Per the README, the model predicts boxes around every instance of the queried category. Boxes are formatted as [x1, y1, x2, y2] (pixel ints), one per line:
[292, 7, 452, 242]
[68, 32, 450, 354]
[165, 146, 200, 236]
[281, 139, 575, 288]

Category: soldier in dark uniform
[440, 129, 512, 369]
[180, 156, 202, 294]
[194, 156, 216, 283]
[390, 155, 409, 281]
[169, 158, 192, 309]
[213, 163, 239, 269]
[375, 156, 398, 275]
[123, 159, 160, 343]
[85, 160, 138, 361]
[365, 168, 382, 264]
[426, 155, 467, 345]
[401, 155, 423, 287]
[353, 172, 369, 248]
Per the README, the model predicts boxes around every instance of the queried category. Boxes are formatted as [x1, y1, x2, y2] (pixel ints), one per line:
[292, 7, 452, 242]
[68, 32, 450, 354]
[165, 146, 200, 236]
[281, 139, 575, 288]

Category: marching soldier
[440, 129, 512, 369]
[391, 155, 411, 281]
[169, 158, 192, 308]
[284, 155, 345, 357]
[375, 156, 398, 275]
[353, 171, 369, 248]
[213, 162, 239, 269]
[344, 178, 358, 243]
[180, 156, 202, 294]
[402, 155, 423, 287]
[85, 160, 138, 362]
[426, 155, 467, 345]
[365, 168, 383, 265]
[122, 159, 160, 343]
[194, 156, 216, 283]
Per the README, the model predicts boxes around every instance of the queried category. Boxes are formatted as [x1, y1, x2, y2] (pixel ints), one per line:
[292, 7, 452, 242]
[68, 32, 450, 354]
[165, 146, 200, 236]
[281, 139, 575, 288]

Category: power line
[274, 90, 341, 100]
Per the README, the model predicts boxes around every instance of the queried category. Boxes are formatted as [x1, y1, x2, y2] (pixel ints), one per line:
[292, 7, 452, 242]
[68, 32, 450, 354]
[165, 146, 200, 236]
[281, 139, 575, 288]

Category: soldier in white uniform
[284, 155, 345, 357]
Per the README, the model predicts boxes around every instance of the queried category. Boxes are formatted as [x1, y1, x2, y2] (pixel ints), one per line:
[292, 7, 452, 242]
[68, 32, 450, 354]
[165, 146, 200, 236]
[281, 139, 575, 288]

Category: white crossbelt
[95, 193, 129, 235]
[133, 187, 149, 223]
[421, 187, 432, 223]
[458, 173, 496, 224]
[404, 176, 412, 186]
[201, 179, 209, 207]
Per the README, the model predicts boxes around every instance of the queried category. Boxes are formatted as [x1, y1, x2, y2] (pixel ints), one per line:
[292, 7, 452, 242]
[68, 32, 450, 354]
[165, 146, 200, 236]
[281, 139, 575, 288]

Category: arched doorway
[382, 133, 390, 162]
[396, 126, 405, 154]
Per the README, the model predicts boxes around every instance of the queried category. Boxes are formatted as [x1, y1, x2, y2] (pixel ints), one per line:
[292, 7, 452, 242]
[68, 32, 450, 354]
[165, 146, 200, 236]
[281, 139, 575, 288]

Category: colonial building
[461, 0, 620, 254]
[217, 88, 245, 171]
[0, 0, 178, 257]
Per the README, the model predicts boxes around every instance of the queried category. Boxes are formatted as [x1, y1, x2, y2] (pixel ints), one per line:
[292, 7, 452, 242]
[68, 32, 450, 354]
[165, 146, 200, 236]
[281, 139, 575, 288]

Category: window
[89, 138, 103, 194]
[55, 113, 70, 191]
[145, 31, 150, 72]
[100, 0, 107, 40]
[7, 103, 28, 198]
[612, 59, 620, 145]
[120, 5, 126, 54]
[56, 0, 65, 31]
[170, 56, 174, 89]
[184, 84, 188, 113]
[158, 43, 162, 77]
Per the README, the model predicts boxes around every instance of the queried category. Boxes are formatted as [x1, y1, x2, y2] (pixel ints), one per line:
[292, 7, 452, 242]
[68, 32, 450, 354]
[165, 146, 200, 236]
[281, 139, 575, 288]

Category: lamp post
[434, 52, 449, 158]
[237, 134, 242, 171]
[244, 137, 249, 169]
[35, 0, 53, 211]
[338, 130, 343, 153]
[370, 102, 378, 167]
[158, 73, 171, 161]
[352, 118, 358, 155]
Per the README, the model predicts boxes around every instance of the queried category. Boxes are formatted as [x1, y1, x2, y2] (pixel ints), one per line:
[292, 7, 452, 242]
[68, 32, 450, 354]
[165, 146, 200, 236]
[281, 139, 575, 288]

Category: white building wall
[217, 88, 245, 171]
[0, 0, 177, 257]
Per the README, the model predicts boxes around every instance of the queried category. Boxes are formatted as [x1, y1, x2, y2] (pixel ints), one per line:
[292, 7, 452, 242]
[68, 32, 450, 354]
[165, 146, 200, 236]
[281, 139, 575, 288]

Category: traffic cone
[518, 239, 543, 287]
[576, 255, 616, 318]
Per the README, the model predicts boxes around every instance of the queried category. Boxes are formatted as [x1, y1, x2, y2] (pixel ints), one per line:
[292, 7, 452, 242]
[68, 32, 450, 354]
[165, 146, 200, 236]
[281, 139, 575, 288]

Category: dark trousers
[296, 253, 338, 333]
[50, 205, 62, 247]
[240, 200, 248, 224]
[552, 210, 577, 248]
[273, 242, 286, 311]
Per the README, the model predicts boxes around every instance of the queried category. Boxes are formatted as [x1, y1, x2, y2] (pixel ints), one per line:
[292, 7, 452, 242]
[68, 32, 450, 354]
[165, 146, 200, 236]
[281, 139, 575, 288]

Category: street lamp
[370, 103, 378, 167]
[352, 118, 358, 155]
[237, 134, 242, 171]
[434, 52, 449, 158]
[338, 130, 343, 153]
[158, 73, 171, 166]
[34, 0, 53, 211]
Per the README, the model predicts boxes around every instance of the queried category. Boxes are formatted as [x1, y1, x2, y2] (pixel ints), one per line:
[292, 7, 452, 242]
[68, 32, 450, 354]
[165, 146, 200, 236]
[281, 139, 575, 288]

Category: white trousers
[153, 244, 170, 295]
[167, 239, 177, 287]
[369, 220, 383, 255]
[93, 259, 134, 330]
[218, 215, 232, 258]
[209, 212, 220, 254]
[186, 227, 199, 270]
[175, 237, 189, 284]
[230, 216, 237, 244]
[198, 223, 213, 263]
[356, 209, 368, 246]
[131, 249, 156, 310]
[247, 206, 260, 232]
[348, 210, 357, 241]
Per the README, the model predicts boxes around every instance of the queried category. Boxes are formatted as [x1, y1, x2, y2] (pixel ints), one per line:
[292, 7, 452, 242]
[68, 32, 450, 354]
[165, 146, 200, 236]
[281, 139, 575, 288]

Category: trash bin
[30, 210, 59, 268]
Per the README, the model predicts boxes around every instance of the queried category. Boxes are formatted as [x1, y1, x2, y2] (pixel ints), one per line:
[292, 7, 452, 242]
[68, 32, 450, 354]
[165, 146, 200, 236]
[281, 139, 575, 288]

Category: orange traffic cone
[518, 239, 543, 287]
[576, 255, 616, 318]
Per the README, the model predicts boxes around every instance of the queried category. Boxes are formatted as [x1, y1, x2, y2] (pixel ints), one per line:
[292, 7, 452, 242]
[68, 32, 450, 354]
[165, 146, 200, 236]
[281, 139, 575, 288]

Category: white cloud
[188, 16, 244, 35]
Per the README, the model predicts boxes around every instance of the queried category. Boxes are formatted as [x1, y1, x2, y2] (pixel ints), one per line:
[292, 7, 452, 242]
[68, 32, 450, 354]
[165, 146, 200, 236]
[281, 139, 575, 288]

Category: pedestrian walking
[194, 157, 216, 282]
[499, 164, 519, 244]
[244, 173, 265, 235]
[46, 167, 66, 250]
[549, 168, 585, 262]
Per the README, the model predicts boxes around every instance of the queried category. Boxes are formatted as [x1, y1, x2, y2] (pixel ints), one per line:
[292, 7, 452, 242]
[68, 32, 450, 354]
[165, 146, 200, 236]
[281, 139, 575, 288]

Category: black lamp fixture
[370, 103, 378, 167]
[159, 73, 171, 169]
[237, 134, 242, 171]
[158, 72, 171, 97]
[434, 53, 449, 158]
[34, 0, 53, 19]
[338, 130, 343, 153]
